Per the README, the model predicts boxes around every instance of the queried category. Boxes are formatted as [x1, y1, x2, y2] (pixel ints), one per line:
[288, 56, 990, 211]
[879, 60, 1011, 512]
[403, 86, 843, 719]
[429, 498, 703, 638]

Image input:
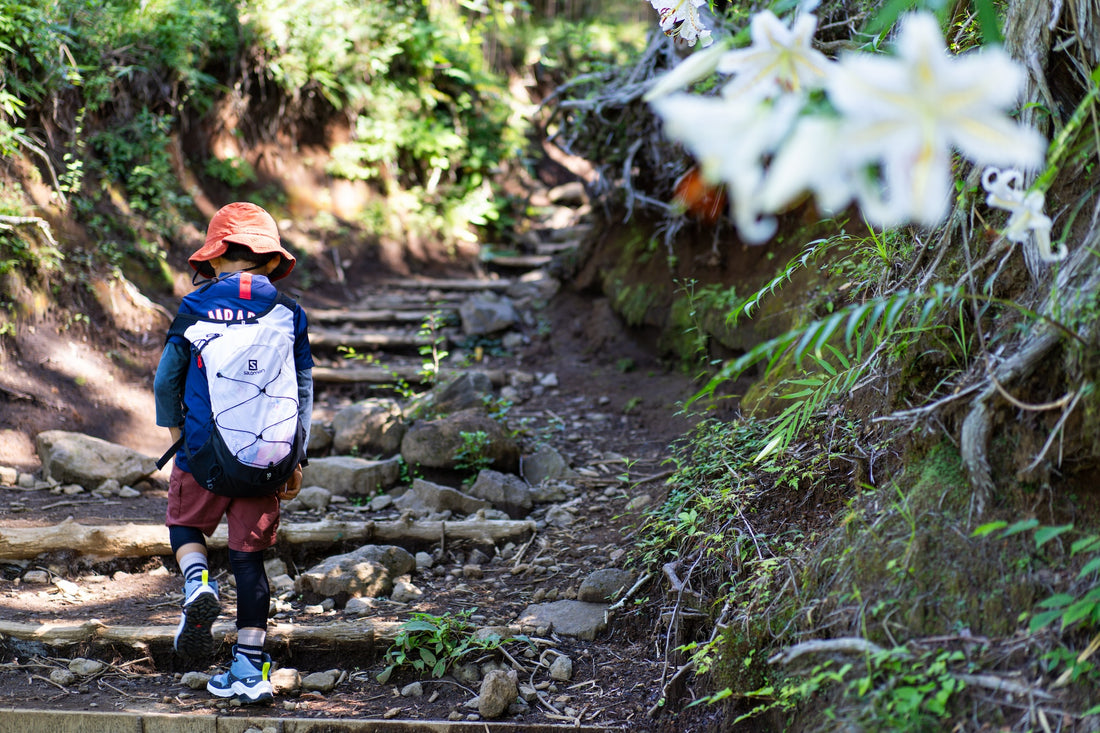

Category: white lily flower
[759, 115, 854, 214]
[645, 39, 731, 102]
[827, 12, 1047, 227]
[981, 167, 1065, 262]
[651, 92, 800, 242]
[649, 0, 713, 48]
[717, 11, 833, 99]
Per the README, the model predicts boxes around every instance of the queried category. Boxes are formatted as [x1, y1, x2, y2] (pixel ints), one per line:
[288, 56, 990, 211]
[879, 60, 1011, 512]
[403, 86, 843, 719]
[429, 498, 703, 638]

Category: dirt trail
[0, 260, 708, 730]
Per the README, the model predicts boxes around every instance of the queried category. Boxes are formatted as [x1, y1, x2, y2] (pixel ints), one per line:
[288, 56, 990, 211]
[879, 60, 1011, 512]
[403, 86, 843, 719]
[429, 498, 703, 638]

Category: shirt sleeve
[297, 367, 313, 447]
[153, 340, 190, 428]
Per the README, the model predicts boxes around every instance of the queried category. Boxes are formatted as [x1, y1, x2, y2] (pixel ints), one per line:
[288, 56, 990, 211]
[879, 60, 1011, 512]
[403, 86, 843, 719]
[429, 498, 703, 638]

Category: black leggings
[169, 527, 269, 630]
[229, 548, 270, 631]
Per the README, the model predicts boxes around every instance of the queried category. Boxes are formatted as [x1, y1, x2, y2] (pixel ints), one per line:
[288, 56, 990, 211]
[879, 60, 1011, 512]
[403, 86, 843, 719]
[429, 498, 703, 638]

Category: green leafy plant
[454, 430, 492, 475]
[376, 608, 514, 683]
[417, 308, 451, 385]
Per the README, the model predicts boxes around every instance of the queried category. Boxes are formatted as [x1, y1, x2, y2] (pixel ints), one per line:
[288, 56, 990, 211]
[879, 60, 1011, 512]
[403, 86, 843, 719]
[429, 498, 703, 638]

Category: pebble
[49, 669, 76, 686]
[180, 671, 209, 689]
[23, 563, 49, 581]
[401, 681, 423, 697]
[68, 658, 105, 676]
[549, 655, 573, 681]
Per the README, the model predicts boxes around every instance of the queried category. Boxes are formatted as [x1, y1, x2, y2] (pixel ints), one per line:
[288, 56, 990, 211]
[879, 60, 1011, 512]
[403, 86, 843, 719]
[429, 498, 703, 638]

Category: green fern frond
[692, 283, 964, 407]
[733, 236, 845, 323]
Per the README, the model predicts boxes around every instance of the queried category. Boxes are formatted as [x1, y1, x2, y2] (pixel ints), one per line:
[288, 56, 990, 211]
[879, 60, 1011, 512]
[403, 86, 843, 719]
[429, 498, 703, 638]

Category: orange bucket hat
[189, 202, 295, 281]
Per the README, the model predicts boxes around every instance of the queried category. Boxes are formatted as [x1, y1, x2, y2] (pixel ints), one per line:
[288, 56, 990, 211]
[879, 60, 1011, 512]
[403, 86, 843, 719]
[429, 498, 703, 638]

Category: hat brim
[189, 233, 296, 281]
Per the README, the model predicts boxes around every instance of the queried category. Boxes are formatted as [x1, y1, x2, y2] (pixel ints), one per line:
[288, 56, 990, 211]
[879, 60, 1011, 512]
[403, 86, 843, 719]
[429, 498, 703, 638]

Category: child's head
[189, 202, 296, 281]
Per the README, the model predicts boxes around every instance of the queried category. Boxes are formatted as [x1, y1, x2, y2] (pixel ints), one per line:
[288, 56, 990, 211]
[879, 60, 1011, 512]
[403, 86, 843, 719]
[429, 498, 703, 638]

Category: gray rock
[401, 681, 424, 697]
[49, 668, 77, 686]
[549, 655, 573, 681]
[297, 545, 415, 599]
[23, 570, 49, 584]
[544, 505, 575, 528]
[393, 478, 490, 518]
[270, 573, 295, 594]
[271, 667, 301, 693]
[391, 578, 423, 603]
[529, 480, 570, 503]
[179, 671, 210, 689]
[401, 409, 519, 473]
[415, 551, 434, 570]
[453, 662, 481, 685]
[578, 568, 634, 603]
[459, 294, 518, 336]
[332, 399, 405, 456]
[307, 423, 334, 454]
[302, 669, 339, 692]
[300, 455, 402, 496]
[35, 431, 156, 488]
[520, 444, 575, 485]
[430, 372, 495, 415]
[344, 597, 375, 615]
[478, 668, 518, 719]
[516, 600, 609, 641]
[297, 486, 332, 511]
[68, 658, 105, 676]
[369, 493, 394, 511]
[466, 469, 532, 518]
[0, 465, 17, 485]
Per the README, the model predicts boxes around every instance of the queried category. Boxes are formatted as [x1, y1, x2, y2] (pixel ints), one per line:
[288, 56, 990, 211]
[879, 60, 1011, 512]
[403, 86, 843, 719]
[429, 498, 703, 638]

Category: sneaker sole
[206, 679, 274, 704]
[174, 592, 220, 660]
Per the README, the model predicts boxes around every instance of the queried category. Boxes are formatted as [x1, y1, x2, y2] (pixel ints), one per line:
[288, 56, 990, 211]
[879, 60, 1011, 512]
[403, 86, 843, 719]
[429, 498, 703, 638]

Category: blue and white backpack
[164, 293, 306, 497]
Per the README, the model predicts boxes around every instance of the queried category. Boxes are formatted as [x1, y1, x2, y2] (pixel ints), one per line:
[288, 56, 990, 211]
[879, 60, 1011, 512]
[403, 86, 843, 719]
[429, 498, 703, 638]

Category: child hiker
[153, 201, 313, 704]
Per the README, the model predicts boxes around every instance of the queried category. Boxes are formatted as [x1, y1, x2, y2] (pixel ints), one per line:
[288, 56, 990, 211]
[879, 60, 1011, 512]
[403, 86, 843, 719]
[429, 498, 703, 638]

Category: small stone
[391, 579, 423, 603]
[448, 711, 464, 721]
[478, 668, 518, 719]
[180, 671, 210, 690]
[400, 681, 423, 697]
[344, 597, 375, 616]
[302, 670, 339, 692]
[54, 579, 80, 595]
[117, 486, 142, 499]
[453, 663, 480, 685]
[383, 708, 402, 719]
[462, 564, 483, 579]
[549, 655, 573, 681]
[49, 669, 76, 686]
[415, 551, 434, 570]
[624, 494, 652, 511]
[68, 658, 105, 676]
[544, 505, 574, 528]
[270, 667, 301, 693]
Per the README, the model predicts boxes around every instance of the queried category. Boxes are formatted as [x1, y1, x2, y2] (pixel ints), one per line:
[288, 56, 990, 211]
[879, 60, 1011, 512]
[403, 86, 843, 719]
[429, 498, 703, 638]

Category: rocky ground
[0, 264, 719, 731]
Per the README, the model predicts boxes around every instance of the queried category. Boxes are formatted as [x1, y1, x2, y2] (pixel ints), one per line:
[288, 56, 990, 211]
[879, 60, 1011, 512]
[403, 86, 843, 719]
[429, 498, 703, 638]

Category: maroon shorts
[165, 464, 280, 552]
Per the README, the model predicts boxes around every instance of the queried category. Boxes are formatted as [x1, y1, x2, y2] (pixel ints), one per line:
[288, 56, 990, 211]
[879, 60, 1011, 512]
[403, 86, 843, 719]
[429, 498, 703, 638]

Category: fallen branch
[0, 617, 402, 650]
[0, 516, 536, 559]
[768, 637, 886, 666]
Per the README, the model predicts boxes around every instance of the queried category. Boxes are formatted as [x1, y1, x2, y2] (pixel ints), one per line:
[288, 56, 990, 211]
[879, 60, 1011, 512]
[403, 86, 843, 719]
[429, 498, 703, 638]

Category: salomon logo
[243, 358, 265, 376]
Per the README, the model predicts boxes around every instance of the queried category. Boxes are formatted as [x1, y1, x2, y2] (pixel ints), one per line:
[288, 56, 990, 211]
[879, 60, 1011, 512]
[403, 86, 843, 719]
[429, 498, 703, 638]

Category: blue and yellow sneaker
[173, 569, 220, 660]
[206, 645, 274, 704]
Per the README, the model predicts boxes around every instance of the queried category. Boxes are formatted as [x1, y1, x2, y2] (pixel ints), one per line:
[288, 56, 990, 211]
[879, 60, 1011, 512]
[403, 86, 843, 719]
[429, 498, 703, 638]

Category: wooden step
[313, 364, 507, 386]
[309, 328, 449, 350]
[309, 308, 458, 325]
[381, 277, 512, 292]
